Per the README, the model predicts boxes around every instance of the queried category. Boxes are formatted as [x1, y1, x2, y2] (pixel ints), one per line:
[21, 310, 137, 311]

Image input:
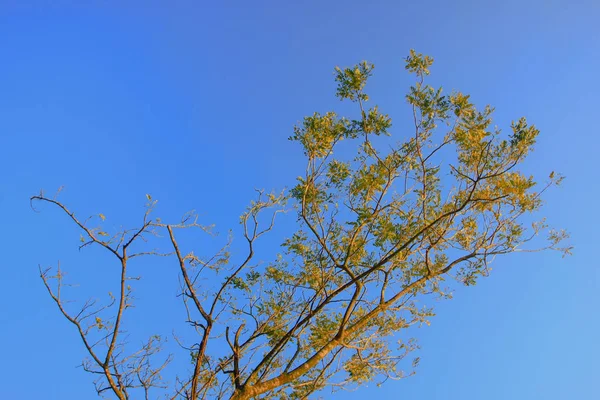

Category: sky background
[1, 0, 599, 398]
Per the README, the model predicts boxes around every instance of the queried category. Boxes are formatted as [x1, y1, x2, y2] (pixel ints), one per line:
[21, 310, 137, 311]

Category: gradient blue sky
[1, 1, 598, 398]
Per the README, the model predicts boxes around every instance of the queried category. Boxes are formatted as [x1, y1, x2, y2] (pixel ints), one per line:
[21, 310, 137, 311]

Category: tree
[32, 50, 570, 399]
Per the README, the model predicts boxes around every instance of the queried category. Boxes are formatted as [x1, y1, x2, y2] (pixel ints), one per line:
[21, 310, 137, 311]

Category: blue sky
[1, 0, 598, 398]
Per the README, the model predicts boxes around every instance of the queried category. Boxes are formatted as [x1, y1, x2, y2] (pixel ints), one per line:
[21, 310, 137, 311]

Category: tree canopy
[33, 50, 570, 400]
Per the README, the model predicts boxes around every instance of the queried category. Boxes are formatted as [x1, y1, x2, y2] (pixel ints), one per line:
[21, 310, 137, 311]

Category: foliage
[32, 50, 570, 399]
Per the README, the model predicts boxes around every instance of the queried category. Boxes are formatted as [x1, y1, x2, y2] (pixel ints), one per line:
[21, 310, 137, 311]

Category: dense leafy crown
[33, 50, 569, 400]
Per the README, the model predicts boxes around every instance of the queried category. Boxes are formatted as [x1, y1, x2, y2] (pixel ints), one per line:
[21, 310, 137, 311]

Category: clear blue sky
[1, 1, 598, 398]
